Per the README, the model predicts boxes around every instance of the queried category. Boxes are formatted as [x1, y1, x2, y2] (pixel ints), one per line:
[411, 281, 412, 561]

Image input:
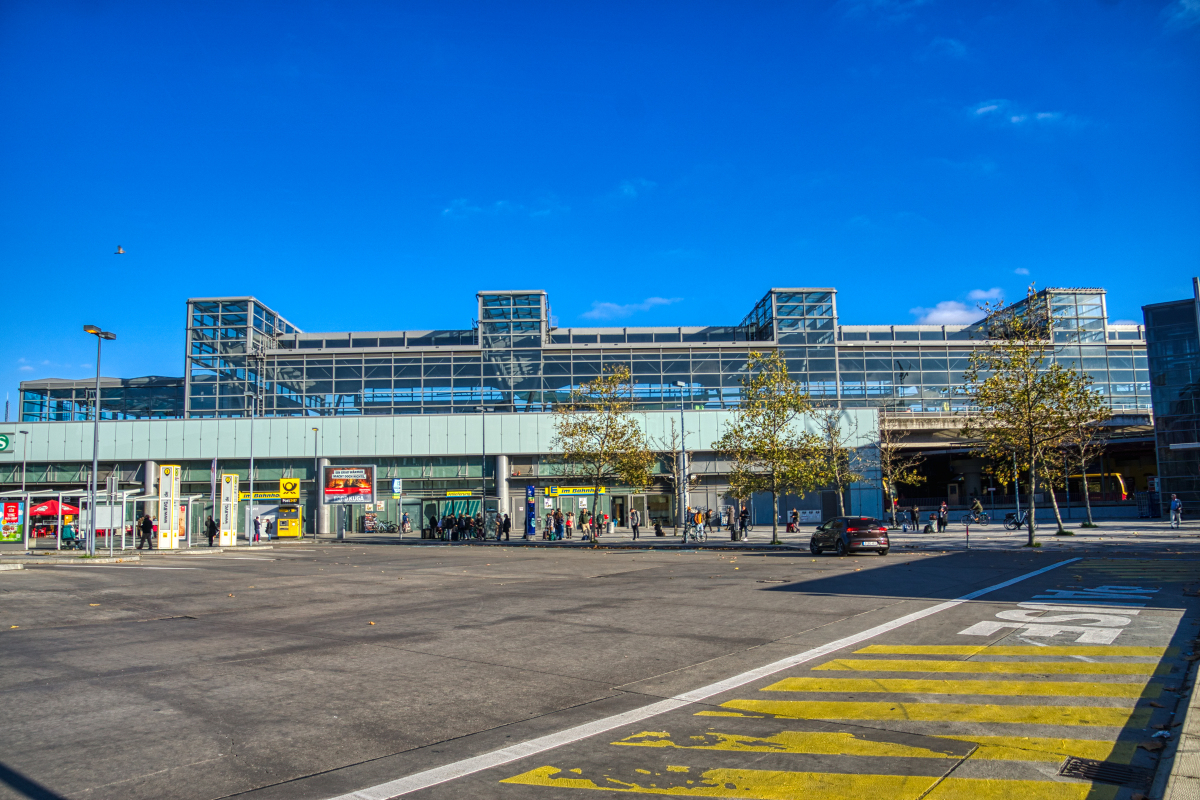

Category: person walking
[789, 508, 798, 533]
[205, 515, 218, 547]
[565, 511, 574, 539]
[252, 515, 262, 544]
[554, 509, 564, 540]
[1170, 494, 1183, 529]
[265, 517, 275, 541]
[137, 514, 154, 550]
[937, 502, 948, 533]
[739, 505, 749, 541]
[629, 507, 640, 540]
[911, 505, 920, 532]
[501, 513, 511, 541]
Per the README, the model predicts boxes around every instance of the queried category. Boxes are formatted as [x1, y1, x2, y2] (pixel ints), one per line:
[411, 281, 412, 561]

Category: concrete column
[143, 460, 157, 517]
[316, 457, 330, 537]
[496, 455, 509, 518]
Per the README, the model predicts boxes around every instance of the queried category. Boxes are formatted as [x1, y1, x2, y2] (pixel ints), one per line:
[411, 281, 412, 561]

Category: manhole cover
[1058, 757, 1152, 787]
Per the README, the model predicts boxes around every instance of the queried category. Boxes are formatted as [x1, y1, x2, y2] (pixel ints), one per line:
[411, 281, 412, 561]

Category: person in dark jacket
[502, 513, 511, 541]
[205, 515, 218, 547]
[137, 515, 154, 550]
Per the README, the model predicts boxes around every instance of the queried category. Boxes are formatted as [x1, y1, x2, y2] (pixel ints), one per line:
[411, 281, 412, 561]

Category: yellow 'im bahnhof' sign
[547, 487, 606, 496]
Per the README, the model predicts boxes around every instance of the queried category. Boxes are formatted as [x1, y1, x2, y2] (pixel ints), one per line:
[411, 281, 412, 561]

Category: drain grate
[1058, 757, 1152, 787]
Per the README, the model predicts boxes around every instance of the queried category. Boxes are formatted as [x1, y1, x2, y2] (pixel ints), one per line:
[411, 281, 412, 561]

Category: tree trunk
[770, 490, 780, 544]
[1026, 459, 1037, 546]
[835, 478, 846, 516]
[1047, 472, 1065, 532]
[1081, 454, 1095, 526]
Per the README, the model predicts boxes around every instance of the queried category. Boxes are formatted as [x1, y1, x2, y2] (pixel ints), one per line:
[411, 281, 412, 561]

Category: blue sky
[1, 0, 1197, 412]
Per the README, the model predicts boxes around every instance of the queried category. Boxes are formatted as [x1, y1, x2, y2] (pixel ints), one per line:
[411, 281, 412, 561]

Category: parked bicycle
[683, 518, 707, 543]
[959, 511, 990, 526]
[1003, 511, 1029, 531]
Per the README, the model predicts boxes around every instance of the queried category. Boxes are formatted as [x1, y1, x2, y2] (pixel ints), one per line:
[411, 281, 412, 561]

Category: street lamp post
[475, 405, 494, 537]
[311, 426, 319, 538]
[19, 430, 28, 491]
[245, 392, 257, 544]
[83, 325, 116, 556]
[674, 381, 688, 530]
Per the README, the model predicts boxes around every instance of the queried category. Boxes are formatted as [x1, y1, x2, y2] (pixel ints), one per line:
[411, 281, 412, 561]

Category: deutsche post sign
[279, 478, 300, 501]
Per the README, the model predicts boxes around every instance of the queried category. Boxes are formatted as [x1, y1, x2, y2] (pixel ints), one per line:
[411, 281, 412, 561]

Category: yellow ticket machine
[276, 504, 302, 537]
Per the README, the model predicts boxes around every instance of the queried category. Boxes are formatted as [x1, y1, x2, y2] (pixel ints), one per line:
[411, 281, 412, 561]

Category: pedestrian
[137, 514, 154, 550]
[502, 513, 511, 541]
[554, 509, 564, 540]
[936, 502, 947, 532]
[788, 508, 798, 533]
[911, 505, 920, 532]
[1170, 494, 1183, 529]
[629, 507, 640, 540]
[252, 515, 262, 544]
[565, 511, 574, 539]
[265, 518, 275, 540]
[739, 505, 749, 541]
[401, 511, 410, 536]
[205, 515, 218, 547]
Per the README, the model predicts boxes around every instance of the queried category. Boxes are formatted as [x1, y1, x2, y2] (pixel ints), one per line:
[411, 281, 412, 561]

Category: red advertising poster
[3, 503, 17, 523]
[322, 466, 375, 505]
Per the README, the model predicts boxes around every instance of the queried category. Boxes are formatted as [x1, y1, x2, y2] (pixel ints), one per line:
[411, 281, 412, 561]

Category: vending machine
[276, 504, 302, 537]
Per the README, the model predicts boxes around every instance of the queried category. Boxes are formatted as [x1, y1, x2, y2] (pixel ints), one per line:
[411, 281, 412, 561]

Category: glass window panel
[775, 304, 803, 317]
[423, 363, 451, 377]
[627, 332, 653, 343]
[481, 295, 512, 308]
[654, 332, 681, 343]
[572, 334, 597, 344]
[774, 292, 803, 304]
[335, 365, 362, 378]
[513, 294, 540, 307]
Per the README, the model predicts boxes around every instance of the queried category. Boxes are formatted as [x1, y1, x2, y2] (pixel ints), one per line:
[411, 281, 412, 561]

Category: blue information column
[526, 485, 536, 538]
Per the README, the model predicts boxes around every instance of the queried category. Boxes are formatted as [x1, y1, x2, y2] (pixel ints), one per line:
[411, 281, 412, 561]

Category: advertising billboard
[322, 466, 375, 505]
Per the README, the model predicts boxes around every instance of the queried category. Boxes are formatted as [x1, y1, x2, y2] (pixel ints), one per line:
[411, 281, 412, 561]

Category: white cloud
[843, 0, 934, 21]
[581, 297, 681, 320]
[1014, 267, 1030, 275]
[910, 301, 986, 325]
[618, 178, 656, 199]
[19, 365, 33, 372]
[441, 197, 566, 219]
[967, 287, 1003, 301]
[1110, 319, 1142, 326]
[1164, 0, 1200, 30]
[920, 37, 967, 60]
[970, 100, 1077, 128]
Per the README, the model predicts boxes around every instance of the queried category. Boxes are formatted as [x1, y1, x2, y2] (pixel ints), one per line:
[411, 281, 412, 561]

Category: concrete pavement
[0, 538, 1196, 800]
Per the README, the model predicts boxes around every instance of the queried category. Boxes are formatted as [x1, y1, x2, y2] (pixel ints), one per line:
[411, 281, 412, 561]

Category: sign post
[158, 465, 182, 549]
[219, 474, 239, 547]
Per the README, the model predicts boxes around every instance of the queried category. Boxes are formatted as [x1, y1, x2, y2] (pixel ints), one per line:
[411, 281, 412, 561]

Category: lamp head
[675, 381, 686, 388]
[19, 430, 28, 434]
[100, 331, 116, 340]
[83, 324, 101, 335]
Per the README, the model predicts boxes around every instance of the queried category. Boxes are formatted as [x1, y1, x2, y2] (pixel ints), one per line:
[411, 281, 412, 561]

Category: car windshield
[847, 518, 882, 527]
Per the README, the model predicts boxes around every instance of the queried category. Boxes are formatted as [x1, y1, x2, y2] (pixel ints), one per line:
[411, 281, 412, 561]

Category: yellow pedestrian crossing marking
[762, 677, 1158, 698]
[855, 644, 1172, 657]
[611, 730, 1136, 763]
[936, 735, 1137, 764]
[716, 699, 1149, 727]
[814, 659, 1169, 675]
[501, 765, 1118, 800]
[612, 730, 966, 758]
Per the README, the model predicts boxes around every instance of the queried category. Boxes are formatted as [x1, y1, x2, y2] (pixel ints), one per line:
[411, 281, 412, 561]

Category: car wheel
[878, 548, 889, 556]
[835, 539, 847, 557]
[810, 538, 821, 555]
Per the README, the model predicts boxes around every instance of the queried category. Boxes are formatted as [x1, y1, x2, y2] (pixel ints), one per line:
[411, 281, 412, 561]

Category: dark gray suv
[810, 516, 889, 556]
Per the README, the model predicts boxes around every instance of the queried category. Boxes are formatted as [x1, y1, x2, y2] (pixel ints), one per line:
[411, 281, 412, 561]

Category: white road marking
[38, 565, 200, 570]
[162, 556, 276, 561]
[323, 557, 1082, 800]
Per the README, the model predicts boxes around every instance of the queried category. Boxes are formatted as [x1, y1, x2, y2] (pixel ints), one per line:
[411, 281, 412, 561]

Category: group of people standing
[541, 509, 613, 540]
[896, 502, 951, 532]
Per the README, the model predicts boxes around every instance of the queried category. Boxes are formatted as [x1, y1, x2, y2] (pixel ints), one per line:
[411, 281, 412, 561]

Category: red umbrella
[29, 500, 81, 516]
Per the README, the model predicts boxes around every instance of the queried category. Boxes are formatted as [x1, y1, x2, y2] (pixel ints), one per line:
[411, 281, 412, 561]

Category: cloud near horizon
[909, 300, 987, 325]
[581, 296, 681, 320]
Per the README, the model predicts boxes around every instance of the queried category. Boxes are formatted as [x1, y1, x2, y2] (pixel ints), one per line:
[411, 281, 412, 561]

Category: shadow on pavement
[0, 761, 70, 800]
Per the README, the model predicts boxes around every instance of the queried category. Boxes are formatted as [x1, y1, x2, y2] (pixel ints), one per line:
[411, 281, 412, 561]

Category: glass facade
[20, 286, 1150, 422]
[20, 377, 185, 422]
[1144, 293, 1200, 505]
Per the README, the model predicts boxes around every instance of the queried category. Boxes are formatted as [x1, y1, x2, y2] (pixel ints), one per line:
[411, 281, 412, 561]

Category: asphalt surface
[1, 540, 1197, 800]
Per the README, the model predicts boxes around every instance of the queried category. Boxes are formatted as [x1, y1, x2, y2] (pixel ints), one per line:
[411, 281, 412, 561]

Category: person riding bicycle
[971, 497, 983, 515]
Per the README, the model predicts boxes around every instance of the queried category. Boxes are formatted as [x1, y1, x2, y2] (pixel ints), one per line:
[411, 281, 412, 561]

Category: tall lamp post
[19, 430, 29, 491]
[244, 391, 257, 543]
[674, 381, 689, 529]
[83, 325, 116, 556]
[311, 426, 319, 538]
[474, 405, 494, 534]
